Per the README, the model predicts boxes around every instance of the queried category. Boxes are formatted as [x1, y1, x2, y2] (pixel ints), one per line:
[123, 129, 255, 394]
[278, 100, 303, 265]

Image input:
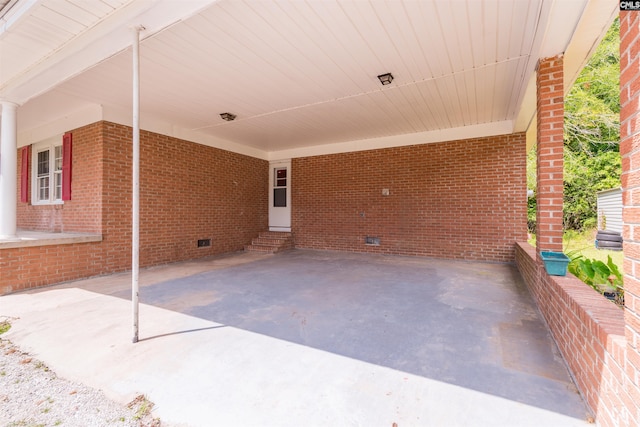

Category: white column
[0, 101, 18, 240]
[132, 26, 144, 343]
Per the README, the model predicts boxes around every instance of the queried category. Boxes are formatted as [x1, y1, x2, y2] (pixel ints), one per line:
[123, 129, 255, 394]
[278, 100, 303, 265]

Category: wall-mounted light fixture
[220, 112, 237, 121]
[377, 73, 394, 85]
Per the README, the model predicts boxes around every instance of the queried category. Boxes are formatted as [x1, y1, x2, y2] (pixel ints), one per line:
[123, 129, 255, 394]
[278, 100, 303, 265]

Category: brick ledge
[515, 241, 624, 337]
[515, 241, 627, 419]
[0, 230, 102, 249]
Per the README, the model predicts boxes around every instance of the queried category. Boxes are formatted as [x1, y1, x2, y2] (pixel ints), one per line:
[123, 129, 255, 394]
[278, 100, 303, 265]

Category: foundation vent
[365, 236, 380, 246]
[197, 239, 211, 247]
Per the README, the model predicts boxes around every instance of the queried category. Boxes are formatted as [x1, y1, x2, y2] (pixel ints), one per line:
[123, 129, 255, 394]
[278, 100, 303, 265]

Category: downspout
[132, 25, 144, 343]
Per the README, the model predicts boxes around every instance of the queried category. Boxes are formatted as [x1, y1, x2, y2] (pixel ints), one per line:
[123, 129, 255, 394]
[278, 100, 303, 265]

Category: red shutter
[62, 132, 72, 201]
[20, 146, 29, 203]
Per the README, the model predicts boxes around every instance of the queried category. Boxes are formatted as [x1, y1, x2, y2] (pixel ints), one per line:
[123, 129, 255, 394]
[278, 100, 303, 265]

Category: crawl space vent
[197, 239, 211, 248]
[365, 236, 380, 246]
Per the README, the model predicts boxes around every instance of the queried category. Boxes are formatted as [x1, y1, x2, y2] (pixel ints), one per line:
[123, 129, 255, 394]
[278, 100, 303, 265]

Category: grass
[0, 321, 10, 335]
[530, 229, 625, 306]
[127, 394, 154, 421]
[529, 229, 624, 272]
[563, 229, 624, 271]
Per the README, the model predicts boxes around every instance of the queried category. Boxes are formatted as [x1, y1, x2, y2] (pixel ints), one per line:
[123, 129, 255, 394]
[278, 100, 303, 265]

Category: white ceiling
[0, 0, 618, 159]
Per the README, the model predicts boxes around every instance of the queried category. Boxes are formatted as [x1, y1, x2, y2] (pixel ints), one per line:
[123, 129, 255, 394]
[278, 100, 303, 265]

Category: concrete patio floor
[0, 249, 590, 426]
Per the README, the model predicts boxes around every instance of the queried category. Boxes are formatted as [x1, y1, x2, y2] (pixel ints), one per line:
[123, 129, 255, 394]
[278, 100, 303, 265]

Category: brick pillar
[536, 55, 564, 254]
[620, 11, 640, 421]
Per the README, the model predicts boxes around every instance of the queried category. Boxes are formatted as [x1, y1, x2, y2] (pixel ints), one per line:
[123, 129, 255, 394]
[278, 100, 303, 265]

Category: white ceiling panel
[69, 0, 117, 17]
[31, 5, 87, 34]
[3, 0, 618, 158]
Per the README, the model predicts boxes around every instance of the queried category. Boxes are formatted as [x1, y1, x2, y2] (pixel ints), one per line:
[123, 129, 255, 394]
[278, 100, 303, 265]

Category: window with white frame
[32, 139, 63, 204]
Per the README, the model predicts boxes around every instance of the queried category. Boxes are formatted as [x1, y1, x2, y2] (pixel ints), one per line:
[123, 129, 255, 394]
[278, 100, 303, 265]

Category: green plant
[128, 394, 154, 421]
[35, 361, 50, 372]
[0, 321, 10, 335]
[568, 254, 624, 305]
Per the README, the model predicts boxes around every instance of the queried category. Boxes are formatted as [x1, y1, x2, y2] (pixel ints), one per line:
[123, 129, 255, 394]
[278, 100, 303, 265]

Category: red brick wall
[102, 122, 269, 267]
[292, 134, 527, 262]
[620, 9, 640, 427]
[6, 121, 268, 293]
[0, 242, 104, 294]
[515, 242, 628, 424]
[17, 122, 104, 233]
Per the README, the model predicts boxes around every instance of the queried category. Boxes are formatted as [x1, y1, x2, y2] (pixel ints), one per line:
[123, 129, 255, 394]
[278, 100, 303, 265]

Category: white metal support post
[132, 26, 144, 343]
[0, 102, 18, 240]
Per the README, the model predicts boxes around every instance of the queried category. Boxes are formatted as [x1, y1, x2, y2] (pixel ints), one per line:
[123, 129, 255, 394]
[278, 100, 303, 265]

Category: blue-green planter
[541, 251, 570, 276]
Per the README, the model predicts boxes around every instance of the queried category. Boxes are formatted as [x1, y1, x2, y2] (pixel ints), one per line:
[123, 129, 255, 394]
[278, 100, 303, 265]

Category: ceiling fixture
[220, 112, 237, 121]
[377, 73, 394, 85]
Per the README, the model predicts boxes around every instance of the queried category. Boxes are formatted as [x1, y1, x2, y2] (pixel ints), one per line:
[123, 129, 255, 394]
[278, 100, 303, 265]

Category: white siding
[597, 188, 622, 233]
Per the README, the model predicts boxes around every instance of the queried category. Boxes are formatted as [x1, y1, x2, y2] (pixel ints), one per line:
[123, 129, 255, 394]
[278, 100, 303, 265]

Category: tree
[564, 19, 620, 155]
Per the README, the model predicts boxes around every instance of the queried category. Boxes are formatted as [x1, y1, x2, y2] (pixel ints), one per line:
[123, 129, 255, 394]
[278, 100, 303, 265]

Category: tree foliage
[564, 19, 620, 155]
[528, 19, 621, 232]
[563, 151, 621, 230]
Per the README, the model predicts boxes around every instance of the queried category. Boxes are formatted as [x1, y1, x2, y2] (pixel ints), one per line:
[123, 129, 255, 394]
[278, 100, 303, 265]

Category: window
[31, 134, 71, 204]
[273, 167, 287, 207]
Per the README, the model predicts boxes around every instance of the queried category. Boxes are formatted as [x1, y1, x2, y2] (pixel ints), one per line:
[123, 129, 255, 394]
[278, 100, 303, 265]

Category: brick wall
[0, 242, 105, 294]
[620, 9, 640, 426]
[6, 121, 268, 293]
[515, 242, 629, 425]
[17, 122, 104, 233]
[292, 134, 527, 262]
[102, 122, 269, 267]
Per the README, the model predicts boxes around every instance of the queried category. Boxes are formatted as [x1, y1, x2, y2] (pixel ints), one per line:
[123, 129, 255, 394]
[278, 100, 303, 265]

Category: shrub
[568, 253, 624, 306]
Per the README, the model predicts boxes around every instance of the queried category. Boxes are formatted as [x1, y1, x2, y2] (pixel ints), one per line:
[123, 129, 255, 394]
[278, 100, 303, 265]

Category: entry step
[245, 231, 294, 254]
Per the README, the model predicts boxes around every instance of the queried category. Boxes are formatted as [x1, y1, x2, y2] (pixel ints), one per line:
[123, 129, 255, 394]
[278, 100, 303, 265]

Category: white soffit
[0, 0, 217, 102]
[4, 0, 618, 159]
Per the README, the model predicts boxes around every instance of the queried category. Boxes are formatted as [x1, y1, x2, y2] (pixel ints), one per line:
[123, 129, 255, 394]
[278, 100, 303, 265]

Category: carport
[3, 1, 638, 425]
[1, 250, 589, 426]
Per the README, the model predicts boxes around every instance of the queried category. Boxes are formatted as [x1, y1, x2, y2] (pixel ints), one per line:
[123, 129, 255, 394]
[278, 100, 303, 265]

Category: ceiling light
[377, 73, 394, 85]
[220, 112, 237, 121]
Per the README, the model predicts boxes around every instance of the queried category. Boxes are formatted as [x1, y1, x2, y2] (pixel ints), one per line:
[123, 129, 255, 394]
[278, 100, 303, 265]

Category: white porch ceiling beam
[268, 120, 515, 161]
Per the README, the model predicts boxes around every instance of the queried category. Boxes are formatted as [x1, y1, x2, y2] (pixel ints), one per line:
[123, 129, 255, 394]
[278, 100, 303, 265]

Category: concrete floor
[0, 249, 590, 426]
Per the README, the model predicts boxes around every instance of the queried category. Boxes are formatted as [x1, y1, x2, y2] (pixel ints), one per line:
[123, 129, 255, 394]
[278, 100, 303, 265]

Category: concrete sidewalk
[0, 250, 590, 426]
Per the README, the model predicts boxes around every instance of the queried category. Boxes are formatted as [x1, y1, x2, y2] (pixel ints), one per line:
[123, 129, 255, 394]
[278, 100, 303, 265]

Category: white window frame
[31, 138, 64, 205]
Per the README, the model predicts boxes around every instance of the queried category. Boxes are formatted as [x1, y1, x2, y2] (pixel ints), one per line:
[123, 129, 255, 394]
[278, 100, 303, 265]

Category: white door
[269, 160, 291, 232]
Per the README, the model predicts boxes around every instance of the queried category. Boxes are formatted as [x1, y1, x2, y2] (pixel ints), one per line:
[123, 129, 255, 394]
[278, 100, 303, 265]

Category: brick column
[621, 11, 640, 421]
[536, 55, 564, 254]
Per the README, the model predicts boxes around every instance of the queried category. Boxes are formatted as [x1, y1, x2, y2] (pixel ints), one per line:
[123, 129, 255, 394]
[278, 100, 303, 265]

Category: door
[269, 160, 291, 232]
